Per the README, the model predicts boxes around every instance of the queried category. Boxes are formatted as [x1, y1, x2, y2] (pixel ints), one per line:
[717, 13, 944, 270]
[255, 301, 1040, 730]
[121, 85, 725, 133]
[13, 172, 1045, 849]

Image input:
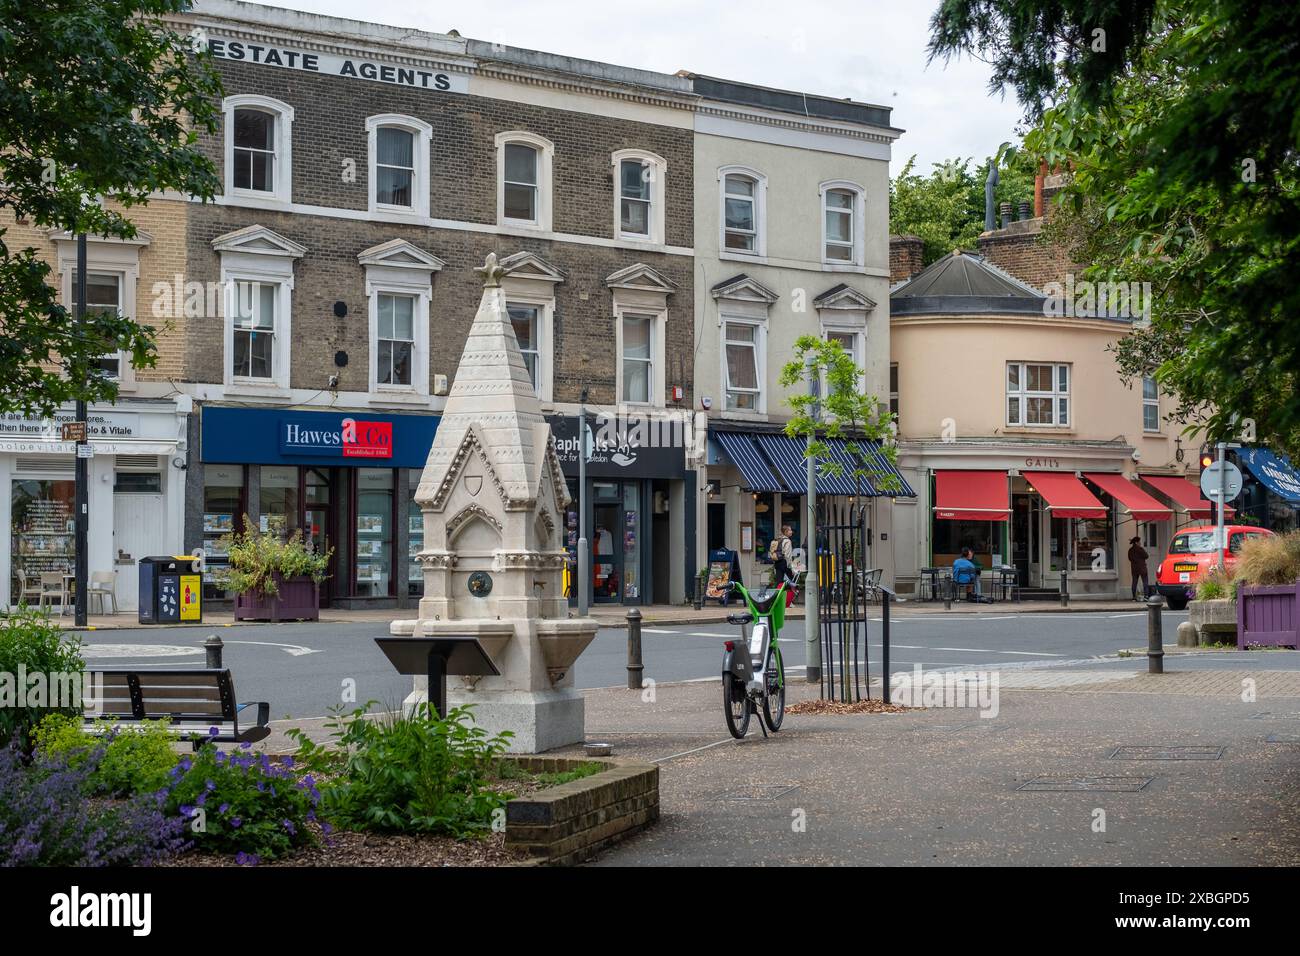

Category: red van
[1154, 524, 1273, 610]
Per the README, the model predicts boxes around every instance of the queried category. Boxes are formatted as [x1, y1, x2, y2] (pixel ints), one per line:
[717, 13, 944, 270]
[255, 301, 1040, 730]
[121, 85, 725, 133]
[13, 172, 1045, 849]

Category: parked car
[1154, 524, 1274, 610]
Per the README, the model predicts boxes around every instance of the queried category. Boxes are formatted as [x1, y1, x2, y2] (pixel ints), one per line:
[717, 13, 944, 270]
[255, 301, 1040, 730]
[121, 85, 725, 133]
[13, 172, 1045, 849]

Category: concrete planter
[1187, 598, 1238, 646]
[1237, 581, 1300, 649]
[234, 574, 319, 622]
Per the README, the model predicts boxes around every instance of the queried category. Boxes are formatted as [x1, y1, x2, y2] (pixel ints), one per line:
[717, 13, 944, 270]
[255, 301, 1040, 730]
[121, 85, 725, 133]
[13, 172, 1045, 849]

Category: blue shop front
[196, 405, 439, 609]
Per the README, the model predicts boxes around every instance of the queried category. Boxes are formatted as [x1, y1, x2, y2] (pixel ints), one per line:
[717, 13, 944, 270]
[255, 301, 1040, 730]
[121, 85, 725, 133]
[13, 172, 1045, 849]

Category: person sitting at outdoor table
[952, 548, 983, 599]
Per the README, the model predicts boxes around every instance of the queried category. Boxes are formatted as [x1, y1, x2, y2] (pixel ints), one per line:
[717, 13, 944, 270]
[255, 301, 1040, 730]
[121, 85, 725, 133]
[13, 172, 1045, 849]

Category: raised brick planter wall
[505, 758, 658, 865]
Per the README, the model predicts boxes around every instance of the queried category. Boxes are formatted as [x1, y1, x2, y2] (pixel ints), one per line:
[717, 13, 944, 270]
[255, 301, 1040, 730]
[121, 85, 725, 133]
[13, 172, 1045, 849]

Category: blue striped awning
[830, 438, 917, 498]
[824, 439, 878, 495]
[714, 430, 785, 492]
[753, 432, 857, 496]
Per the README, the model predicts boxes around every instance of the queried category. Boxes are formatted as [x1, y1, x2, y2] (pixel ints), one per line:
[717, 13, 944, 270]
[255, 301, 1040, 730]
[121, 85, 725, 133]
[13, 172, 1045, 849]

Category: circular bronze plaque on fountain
[467, 571, 493, 598]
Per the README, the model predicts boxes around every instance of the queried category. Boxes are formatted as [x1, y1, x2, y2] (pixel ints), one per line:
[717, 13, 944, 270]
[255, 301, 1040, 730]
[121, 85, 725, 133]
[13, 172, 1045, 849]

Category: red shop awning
[1023, 471, 1108, 519]
[933, 470, 1010, 521]
[1083, 472, 1172, 522]
[1139, 474, 1234, 520]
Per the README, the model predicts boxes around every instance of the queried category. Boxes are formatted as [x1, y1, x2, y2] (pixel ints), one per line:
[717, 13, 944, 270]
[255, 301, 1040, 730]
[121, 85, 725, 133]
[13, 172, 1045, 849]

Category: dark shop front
[548, 414, 694, 607]
[195, 405, 439, 608]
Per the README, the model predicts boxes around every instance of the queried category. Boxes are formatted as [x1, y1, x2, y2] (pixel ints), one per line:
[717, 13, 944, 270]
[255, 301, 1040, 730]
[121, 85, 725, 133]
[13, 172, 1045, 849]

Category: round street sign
[1199, 460, 1243, 501]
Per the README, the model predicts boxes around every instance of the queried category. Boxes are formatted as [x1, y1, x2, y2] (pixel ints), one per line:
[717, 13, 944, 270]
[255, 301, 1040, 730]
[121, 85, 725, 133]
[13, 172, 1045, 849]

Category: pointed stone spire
[417, 253, 546, 511]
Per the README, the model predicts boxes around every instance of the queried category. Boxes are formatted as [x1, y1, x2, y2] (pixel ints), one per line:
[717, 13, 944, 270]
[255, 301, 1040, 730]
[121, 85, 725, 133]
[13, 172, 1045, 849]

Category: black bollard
[1146, 595, 1164, 673]
[626, 607, 644, 689]
[1060, 569, 1069, 608]
[882, 589, 891, 704]
[204, 634, 224, 670]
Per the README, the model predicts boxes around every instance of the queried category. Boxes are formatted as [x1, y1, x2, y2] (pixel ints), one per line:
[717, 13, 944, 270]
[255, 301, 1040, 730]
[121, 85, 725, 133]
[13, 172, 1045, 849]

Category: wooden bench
[84, 669, 270, 750]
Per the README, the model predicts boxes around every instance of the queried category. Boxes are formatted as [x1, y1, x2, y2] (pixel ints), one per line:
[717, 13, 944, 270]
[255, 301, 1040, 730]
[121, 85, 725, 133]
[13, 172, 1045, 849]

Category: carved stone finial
[475, 252, 507, 288]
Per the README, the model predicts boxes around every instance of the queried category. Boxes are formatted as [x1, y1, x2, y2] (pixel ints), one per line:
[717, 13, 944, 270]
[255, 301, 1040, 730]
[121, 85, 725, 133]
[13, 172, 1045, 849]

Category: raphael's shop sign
[205, 37, 469, 94]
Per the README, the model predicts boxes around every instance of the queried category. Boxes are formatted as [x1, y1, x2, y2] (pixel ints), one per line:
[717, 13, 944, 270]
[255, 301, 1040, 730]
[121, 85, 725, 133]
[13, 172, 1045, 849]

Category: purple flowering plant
[164, 731, 318, 860]
[0, 737, 187, 867]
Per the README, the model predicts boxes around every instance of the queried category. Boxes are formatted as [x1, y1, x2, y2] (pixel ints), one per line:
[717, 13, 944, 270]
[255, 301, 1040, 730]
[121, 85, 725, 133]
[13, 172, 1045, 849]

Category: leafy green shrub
[34, 714, 178, 797]
[1195, 566, 1235, 601]
[212, 516, 331, 597]
[532, 761, 606, 788]
[1235, 531, 1300, 587]
[164, 737, 319, 861]
[289, 703, 513, 837]
[0, 608, 84, 752]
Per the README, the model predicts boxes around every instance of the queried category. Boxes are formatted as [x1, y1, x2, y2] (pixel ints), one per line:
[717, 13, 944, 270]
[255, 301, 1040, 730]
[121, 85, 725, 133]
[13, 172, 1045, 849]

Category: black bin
[138, 555, 203, 625]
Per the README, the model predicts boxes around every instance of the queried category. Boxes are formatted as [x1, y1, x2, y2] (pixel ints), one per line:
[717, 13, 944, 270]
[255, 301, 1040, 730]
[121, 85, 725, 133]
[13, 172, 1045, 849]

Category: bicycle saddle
[726, 613, 753, 625]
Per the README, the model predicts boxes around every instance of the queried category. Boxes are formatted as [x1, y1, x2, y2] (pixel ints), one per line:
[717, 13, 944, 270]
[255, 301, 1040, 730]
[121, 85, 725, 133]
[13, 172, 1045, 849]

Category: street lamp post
[805, 356, 820, 683]
[577, 388, 590, 616]
[74, 233, 89, 627]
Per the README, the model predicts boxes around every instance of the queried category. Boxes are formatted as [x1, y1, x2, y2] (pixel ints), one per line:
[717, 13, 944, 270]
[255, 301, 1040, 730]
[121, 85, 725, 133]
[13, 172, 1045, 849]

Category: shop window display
[355, 468, 393, 597]
[11, 479, 75, 605]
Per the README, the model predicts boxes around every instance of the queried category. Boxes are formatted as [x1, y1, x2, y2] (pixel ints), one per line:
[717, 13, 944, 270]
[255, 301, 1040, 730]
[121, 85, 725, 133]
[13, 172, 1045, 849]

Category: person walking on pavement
[1128, 536, 1151, 601]
[771, 524, 795, 590]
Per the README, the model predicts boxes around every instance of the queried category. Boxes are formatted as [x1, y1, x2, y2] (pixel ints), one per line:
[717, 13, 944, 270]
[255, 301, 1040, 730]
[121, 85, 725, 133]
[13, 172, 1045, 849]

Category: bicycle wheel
[762, 645, 785, 732]
[723, 674, 751, 739]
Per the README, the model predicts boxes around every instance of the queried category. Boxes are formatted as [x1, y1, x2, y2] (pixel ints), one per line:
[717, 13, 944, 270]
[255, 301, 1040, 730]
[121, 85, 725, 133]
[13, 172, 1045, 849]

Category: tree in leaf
[928, 0, 1300, 456]
[0, 0, 223, 417]
[890, 145, 1040, 266]
[780, 336, 900, 499]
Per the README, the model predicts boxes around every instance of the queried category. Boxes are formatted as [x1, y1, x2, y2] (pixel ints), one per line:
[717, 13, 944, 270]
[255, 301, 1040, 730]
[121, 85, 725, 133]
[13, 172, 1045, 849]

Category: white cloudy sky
[248, 0, 1026, 176]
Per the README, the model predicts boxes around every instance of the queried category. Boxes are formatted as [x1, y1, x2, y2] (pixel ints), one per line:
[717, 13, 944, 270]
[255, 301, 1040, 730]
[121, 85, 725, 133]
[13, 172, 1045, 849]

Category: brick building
[170, 0, 705, 608]
[3, 0, 913, 612]
[0, 201, 193, 613]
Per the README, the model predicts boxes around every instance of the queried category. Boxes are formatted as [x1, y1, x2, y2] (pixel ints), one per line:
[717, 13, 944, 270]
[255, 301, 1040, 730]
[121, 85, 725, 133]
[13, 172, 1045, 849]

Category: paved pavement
[560, 671, 1300, 866]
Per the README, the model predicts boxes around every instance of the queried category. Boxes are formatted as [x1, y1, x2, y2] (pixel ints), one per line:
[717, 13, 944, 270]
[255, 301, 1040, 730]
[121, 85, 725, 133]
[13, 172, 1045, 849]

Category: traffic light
[1199, 444, 1214, 469]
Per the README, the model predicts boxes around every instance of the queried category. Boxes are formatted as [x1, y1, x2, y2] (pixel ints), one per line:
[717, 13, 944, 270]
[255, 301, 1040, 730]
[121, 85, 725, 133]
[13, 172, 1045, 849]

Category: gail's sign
[205, 37, 468, 94]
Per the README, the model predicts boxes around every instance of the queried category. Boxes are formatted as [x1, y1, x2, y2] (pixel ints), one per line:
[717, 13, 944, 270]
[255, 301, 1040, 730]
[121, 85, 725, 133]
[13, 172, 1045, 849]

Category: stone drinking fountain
[389, 253, 598, 752]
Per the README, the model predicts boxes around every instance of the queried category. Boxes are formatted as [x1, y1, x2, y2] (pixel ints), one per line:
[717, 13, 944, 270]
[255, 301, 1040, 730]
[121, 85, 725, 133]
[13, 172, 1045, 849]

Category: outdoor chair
[38, 571, 68, 613]
[88, 570, 119, 615]
[18, 573, 42, 606]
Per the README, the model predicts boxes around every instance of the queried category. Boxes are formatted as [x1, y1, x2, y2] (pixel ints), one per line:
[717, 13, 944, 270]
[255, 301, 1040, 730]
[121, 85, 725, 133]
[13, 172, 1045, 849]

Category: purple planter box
[233, 574, 319, 622]
[1237, 580, 1300, 649]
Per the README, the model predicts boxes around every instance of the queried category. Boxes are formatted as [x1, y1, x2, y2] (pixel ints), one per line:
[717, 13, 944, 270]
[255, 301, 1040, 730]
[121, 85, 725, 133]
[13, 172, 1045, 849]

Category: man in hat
[1127, 536, 1151, 601]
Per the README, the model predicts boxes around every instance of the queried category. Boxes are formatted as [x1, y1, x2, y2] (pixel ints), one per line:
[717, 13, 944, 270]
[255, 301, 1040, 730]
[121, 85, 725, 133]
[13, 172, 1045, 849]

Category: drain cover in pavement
[1109, 746, 1224, 760]
[1018, 776, 1154, 792]
[1265, 733, 1300, 744]
[714, 785, 801, 800]
[1246, 712, 1300, 720]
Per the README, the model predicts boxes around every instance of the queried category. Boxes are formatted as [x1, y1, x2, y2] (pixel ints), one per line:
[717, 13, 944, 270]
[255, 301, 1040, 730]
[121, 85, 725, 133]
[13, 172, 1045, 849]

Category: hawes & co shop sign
[201, 407, 439, 469]
[204, 36, 469, 94]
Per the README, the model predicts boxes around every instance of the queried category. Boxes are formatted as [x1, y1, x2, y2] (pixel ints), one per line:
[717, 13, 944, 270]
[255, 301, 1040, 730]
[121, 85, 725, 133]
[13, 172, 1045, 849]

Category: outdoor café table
[920, 567, 941, 601]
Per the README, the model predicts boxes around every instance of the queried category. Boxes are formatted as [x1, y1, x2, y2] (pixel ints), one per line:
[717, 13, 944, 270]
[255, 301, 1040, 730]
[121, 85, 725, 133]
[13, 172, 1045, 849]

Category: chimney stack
[984, 163, 999, 232]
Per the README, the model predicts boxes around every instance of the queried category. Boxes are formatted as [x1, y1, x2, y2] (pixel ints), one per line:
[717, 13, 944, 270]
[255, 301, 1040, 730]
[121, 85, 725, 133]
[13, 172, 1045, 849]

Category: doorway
[113, 479, 166, 612]
[303, 468, 334, 605]
[707, 501, 726, 552]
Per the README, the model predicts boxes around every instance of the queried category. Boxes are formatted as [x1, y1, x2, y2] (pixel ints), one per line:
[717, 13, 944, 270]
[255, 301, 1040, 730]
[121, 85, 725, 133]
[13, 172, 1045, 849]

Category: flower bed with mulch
[785, 698, 916, 716]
